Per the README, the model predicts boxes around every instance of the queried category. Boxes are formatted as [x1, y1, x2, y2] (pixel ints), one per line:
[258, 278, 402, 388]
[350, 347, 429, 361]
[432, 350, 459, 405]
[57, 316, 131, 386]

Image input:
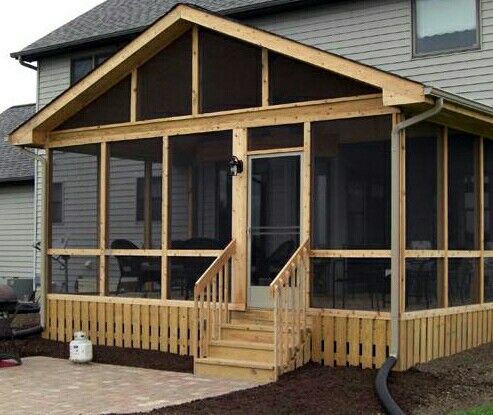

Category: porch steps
[195, 357, 276, 383]
[194, 313, 278, 383]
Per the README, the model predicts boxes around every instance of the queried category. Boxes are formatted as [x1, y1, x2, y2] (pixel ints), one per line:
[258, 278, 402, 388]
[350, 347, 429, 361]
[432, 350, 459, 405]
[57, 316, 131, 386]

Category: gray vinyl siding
[0, 183, 35, 279]
[37, 56, 71, 110]
[248, 0, 493, 106]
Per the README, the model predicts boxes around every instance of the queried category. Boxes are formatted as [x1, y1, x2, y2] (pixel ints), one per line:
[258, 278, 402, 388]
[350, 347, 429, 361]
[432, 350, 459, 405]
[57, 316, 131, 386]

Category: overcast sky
[0, 0, 104, 113]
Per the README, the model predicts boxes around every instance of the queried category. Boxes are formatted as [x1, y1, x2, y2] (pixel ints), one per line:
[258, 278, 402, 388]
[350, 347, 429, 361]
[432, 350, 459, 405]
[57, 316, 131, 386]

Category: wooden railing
[193, 240, 236, 359]
[270, 239, 310, 376]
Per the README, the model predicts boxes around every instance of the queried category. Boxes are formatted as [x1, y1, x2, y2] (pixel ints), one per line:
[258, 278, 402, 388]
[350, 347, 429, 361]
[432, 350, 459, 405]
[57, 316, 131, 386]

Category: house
[0, 104, 36, 299]
[7, 0, 493, 382]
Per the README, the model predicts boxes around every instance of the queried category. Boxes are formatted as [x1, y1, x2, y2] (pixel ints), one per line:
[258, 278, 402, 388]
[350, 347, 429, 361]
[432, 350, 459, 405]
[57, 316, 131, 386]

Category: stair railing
[193, 240, 236, 359]
[269, 239, 310, 376]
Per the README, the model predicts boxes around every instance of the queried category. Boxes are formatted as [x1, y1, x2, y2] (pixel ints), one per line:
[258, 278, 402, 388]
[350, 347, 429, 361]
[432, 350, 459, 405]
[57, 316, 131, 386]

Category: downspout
[16, 146, 47, 329]
[376, 97, 444, 415]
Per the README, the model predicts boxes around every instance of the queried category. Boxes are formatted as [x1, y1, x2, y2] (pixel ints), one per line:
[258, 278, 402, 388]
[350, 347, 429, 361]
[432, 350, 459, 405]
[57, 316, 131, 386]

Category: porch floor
[0, 357, 256, 415]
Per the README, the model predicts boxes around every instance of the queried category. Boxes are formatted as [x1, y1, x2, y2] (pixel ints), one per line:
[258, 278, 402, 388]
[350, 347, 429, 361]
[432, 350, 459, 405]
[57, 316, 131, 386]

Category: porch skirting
[44, 296, 493, 370]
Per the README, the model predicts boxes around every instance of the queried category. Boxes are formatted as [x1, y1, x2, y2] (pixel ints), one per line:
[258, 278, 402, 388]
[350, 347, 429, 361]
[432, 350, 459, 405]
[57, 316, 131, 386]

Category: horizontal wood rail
[270, 239, 310, 377]
[193, 240, 236, 358]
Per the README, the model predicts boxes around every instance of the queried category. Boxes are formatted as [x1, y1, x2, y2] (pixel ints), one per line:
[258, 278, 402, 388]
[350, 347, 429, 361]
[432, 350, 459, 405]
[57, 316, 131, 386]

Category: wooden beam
[398, 113, 406, 315]
[130, 69, 138, 122]
[192, 25, 200, 115]
[47, 95, 393, 147]
[99, 142, 108, 295]
[232, 128, 248, 307]
[261, 48, 269, 107]
[43, 149, 52, 333]
[310, 250, 391, 258]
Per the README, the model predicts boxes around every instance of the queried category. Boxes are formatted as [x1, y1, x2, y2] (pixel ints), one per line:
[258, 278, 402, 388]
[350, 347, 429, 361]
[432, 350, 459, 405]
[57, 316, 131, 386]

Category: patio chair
[111, 239, 146, 294]
[0, 285, 22, 366]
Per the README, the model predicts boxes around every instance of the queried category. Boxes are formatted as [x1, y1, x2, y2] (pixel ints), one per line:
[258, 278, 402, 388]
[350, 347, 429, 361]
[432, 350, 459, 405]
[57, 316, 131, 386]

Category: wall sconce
[228, 156, 243, 176]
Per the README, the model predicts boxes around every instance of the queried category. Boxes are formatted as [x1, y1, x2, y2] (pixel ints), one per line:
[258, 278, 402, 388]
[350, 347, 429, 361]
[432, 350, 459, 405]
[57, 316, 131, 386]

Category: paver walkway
[0, 357, 256, 414]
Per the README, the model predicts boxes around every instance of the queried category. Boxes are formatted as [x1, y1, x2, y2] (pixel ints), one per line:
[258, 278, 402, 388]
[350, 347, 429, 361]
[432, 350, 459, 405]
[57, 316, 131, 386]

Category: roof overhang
[9, 4, 492, 147]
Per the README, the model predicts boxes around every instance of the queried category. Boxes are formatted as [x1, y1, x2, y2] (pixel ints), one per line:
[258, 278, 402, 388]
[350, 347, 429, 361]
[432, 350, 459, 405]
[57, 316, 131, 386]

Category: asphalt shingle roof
[0, 104, 36, 182]
[13, 0, 307, 60]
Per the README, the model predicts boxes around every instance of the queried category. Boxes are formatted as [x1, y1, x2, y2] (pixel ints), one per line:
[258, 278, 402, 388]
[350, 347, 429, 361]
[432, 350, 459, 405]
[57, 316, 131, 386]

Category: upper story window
[71, 52, 113, 85]
[413, 0, 480, 56]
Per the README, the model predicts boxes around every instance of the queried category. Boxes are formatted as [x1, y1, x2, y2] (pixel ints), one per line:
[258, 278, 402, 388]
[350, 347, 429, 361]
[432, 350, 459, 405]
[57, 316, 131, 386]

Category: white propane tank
[69, 332, 93, 363]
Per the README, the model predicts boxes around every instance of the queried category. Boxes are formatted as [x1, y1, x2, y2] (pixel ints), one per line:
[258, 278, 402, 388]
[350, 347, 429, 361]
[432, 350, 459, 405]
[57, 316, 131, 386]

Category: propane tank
[69, 331, 93, 363]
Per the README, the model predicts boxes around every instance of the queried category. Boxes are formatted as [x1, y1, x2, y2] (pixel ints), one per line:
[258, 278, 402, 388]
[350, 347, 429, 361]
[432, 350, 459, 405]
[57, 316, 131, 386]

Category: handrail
[269, 239, 310, 377]
[193, 240, 236, 359]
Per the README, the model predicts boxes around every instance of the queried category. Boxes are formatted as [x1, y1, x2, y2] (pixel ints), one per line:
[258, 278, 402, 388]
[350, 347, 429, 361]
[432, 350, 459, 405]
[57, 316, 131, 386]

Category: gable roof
[0, 104, 36, 182]
[10, 4, 430, 147]
[12, 0, 320, 61]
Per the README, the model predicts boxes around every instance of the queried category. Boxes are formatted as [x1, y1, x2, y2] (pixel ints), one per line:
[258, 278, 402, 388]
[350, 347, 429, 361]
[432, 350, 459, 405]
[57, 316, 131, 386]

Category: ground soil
[3, 336, 492, 414]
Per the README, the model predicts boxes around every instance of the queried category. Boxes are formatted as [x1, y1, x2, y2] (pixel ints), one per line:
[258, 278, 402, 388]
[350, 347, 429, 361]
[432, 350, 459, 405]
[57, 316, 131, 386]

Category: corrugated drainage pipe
[376, 97, 444, 415]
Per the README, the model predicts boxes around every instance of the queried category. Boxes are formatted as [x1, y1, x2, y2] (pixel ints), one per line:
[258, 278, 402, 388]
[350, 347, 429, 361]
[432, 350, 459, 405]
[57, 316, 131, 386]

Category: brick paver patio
[0, 357, 257, 414]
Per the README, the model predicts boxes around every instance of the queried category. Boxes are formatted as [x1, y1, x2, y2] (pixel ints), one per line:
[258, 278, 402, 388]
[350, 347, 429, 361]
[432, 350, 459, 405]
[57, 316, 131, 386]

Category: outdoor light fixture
[228, 156, 243, 176]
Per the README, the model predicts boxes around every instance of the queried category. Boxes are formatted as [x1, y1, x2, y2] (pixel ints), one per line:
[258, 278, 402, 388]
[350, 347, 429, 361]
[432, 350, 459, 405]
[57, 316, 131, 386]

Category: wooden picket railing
[270, 239, 310, 376]
[193, 240, 236, 358]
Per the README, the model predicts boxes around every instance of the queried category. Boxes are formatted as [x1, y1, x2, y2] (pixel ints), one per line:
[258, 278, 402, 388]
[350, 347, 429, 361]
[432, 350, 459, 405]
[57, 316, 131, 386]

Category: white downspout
[390, 97, 444, 358]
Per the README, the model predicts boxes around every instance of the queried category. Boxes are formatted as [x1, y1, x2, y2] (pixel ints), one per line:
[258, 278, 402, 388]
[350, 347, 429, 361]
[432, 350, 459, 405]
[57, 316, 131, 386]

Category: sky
[0, 0, 105, 114]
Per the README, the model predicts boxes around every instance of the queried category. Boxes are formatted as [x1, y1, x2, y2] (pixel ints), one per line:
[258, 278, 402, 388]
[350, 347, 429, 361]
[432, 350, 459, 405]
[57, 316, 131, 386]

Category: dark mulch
[7, 336, 193, 373]
[130, 343, 493, 415]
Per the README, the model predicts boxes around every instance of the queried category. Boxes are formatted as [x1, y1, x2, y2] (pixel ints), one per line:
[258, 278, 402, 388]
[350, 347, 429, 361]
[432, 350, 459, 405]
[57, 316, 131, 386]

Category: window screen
[168, 257, 215, 300]
[414, 0, 480, 55]
[312, 116, 392, 249]
[406, 123, 441, 249]
[57, 76, 131, 130]
[405, 259, 439, 310]
[50, 256, 99, 294]
[248, 124, 303, 151]
[269, 52, 379, 105]
[448, 258, 479, 306]
[50, 145, 99, 248]
[200, 29, 262, 112]
[484, 138, 493, 249]
[137, 31, 192, 120]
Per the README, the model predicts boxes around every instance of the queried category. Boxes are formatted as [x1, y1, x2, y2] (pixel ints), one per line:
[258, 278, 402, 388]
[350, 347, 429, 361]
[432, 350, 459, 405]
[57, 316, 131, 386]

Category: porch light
[228, 156, 243, 176]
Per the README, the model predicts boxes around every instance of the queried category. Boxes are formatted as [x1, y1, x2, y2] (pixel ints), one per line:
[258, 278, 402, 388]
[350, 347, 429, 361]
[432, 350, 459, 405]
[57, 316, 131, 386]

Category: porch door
[248, 154, 301, 308]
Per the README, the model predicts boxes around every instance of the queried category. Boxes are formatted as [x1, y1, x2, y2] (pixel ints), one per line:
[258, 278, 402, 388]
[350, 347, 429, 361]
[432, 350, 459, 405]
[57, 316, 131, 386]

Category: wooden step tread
[223, 323, 274, 332]
[196, 357, 274, 370]
[209, 339, 274, 350]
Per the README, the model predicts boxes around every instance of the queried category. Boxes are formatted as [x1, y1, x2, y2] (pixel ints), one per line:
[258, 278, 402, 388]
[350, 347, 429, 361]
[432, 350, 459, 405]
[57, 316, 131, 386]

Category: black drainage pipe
[375, 356, 405, 415]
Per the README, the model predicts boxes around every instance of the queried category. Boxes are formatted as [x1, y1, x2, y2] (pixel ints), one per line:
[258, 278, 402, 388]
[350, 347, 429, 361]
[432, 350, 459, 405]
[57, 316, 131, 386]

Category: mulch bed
[3, 336, 493, 414]
[4, 336, 193, 373]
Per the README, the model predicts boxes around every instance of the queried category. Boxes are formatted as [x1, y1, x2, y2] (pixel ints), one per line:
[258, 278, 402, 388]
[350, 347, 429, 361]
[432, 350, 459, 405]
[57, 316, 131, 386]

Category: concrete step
[195, 357, 275, 383]
[208, 339, 274, 363]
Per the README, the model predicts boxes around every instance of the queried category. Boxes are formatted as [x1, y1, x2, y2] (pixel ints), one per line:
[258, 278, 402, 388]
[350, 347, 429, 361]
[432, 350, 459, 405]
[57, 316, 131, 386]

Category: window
[51, 183, 63, 224]
[136, 177, 162, 222]
[71, 52, 113, 85]
[413, 0, 480, 55]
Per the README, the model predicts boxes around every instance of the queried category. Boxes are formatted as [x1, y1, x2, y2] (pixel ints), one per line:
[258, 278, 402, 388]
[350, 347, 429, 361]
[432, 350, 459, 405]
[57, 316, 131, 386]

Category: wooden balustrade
[193, 240, 236, 358]
[270, 239, 310, 376]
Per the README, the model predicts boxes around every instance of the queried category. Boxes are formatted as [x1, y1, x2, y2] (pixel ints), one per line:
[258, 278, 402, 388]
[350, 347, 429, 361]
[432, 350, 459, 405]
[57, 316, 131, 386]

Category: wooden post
[399, 116, 406, 314]
[99, 143, 108, 295]
[130, 69, 138, 122]
[143, 160, 153, 249]
[162, 137, 169, 300]
[478, 137, 485, 303]
[42, 149, 52, 336]
[232, 128, 248, 307]
[443, 128, 449, 308]
[261, 48, 269, 107]
[192, 25, 200, 115]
